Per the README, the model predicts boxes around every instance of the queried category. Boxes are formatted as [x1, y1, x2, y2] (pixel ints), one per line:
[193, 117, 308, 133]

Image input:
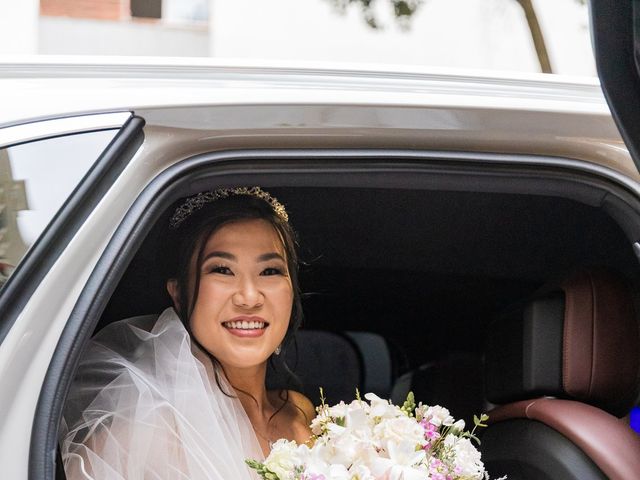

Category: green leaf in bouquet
[466, 412, 490, 445]
[461, 431, 482, 446]
[318, 387, 328, 410]
[316, 387, 330, 418]
[473, 413, 489, 428]
[245, 459, 281, 480]
[401, 391, 416, 417]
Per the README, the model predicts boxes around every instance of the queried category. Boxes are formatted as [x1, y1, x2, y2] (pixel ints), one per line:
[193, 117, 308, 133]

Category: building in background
[0, 0, 209, 57]
[0, 0, 595, 75]
[0, 150, 28, 288]
[38, 0, 209, 56]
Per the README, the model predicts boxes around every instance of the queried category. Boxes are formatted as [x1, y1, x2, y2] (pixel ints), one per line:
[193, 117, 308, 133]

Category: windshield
[3, 0, 594, 76]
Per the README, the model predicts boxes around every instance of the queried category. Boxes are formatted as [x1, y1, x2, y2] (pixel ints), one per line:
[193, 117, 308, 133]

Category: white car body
[0, 57, 637, 479]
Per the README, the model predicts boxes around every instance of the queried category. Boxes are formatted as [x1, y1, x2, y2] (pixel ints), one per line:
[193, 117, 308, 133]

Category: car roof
[0, 56, 611, 123]
[0, 56, 636, 180]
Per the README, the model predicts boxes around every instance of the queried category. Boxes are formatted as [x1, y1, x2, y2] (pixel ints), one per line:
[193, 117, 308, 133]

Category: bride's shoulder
[286, 390, 317, 423]
[268, 389, 316, 424]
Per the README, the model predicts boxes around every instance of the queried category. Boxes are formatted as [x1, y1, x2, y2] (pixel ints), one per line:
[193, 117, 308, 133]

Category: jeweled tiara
[169, 186, 288, 228]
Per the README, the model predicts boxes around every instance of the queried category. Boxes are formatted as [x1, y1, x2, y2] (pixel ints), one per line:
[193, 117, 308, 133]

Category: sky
[209, 0, 595, 76]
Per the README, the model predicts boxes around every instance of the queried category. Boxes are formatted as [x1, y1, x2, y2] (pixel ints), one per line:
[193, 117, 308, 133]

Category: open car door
[590, 1, 640, 172]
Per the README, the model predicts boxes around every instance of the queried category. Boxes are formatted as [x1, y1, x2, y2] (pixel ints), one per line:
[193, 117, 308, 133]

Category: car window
[0, 130, 118, 290]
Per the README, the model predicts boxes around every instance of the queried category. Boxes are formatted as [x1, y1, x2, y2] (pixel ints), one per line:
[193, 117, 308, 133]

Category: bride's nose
[232, 276, 264, 308]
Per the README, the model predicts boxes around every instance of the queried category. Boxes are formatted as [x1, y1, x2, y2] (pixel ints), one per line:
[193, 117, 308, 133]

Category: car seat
[267, 330, 363, 405]
[391, 351, 485, 427]
[481, 268, 640, 480]
[267, 329, 394, 405]
[344, 331, 393, 399]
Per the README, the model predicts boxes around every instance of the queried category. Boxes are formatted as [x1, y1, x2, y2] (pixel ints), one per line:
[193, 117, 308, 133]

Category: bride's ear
[166, 279, 181, 310]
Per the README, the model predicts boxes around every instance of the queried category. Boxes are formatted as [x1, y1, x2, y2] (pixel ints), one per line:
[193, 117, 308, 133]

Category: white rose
[327, 401, 350, 419]
[364, 393, 403, 419]
[373, 416, 426, 454]
[329, 464, 353, 479]
[369, 458, 428, 480]
[263, 439, 302, 480]
[452, 436, 485, 479]
[348, 463, 375, 480]
[451, 418, 465, 433]
[386, 437, 426, 468]
[305, 442, 333, 470]
[422, 405, 455, 427]
[325, 429, 376, 467]
[343, 402, 372, 434]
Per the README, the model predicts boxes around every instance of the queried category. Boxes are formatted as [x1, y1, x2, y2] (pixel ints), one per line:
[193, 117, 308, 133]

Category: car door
[589, 0, 640, 433]
[0, 112, 144, 479]
[590, 0, 640, 171]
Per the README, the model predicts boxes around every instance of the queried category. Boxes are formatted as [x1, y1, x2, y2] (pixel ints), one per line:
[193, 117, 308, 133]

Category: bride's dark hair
[164, 192, 304, 414]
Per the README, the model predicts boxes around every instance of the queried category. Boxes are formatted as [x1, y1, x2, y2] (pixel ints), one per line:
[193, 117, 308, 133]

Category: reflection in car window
[0, 130, 118, 290]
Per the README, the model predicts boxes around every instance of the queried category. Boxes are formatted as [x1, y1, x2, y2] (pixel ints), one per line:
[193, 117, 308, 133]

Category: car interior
[66, 184, 640, 479]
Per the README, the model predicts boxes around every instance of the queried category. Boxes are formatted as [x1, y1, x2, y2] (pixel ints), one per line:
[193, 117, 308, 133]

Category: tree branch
[515, 0, 553, 73]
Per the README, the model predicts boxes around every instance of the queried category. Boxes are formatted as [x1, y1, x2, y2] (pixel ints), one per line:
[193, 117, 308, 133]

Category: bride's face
[186, 218, 293, 369]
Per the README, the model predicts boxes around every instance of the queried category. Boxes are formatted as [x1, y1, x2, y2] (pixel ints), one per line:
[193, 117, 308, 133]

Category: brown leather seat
[481, 269, 640, 480]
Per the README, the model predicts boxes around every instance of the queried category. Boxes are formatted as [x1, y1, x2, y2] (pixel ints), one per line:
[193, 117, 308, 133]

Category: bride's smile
[222, 316, 269, 336]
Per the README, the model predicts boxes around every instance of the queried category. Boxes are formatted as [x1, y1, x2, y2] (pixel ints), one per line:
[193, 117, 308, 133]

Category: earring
[274, 345, 282, 356]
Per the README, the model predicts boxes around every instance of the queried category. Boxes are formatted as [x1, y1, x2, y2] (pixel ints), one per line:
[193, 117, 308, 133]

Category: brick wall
[40, 0, 129, 21]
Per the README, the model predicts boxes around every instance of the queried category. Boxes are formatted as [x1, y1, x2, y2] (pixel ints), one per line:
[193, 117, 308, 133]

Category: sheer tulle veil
[60, 307, 263, 479]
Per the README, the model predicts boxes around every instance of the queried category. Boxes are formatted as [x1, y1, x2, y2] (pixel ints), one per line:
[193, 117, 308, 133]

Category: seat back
[267, 330, 363, 405]
[482, 269, 640, 480]
[267, 329, 395, 405]
[345, 331, 393, 399]
[391, 352, 484, 427]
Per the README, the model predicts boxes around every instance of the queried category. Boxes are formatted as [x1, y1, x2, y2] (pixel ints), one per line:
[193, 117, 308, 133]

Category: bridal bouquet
[247, 391, 499, 480]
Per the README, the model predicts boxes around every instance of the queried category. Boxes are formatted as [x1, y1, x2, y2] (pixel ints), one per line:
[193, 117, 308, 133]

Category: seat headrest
[266, 330, 363, 405]
[485, 269, 639, 416]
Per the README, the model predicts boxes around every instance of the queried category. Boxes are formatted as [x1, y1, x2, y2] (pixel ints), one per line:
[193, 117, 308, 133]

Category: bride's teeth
[224, 320, 266, 329]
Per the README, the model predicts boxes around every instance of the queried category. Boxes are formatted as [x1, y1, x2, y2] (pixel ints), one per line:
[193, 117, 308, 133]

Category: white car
[1, 2, 640, 478]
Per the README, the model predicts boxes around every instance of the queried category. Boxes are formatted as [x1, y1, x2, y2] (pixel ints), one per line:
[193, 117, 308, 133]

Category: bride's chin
[215, 350, 274, 371]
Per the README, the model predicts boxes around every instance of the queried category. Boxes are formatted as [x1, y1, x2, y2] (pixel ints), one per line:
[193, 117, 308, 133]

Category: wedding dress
[60, 307, 263, 479]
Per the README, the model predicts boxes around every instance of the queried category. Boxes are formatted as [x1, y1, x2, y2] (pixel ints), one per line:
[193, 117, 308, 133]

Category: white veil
[60, 307, 264, 480]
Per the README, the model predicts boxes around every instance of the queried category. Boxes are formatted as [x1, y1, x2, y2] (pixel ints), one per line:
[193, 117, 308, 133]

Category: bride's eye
[206, 265, 233, 275]
[261, 266, 285, 276]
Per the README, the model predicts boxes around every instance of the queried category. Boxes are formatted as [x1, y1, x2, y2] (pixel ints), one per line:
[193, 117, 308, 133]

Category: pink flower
[420, 419, 441, 441]
[303, 474, 326, 480]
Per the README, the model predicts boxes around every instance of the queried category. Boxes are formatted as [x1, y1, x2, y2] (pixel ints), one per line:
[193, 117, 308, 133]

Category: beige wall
[40, 0, 127, 21]
[38, 15, 209, 56]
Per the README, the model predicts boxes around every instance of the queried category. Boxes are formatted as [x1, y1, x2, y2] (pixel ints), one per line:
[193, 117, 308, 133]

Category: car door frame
[0, 113, 143, 345]
[590, 0, 640, 172]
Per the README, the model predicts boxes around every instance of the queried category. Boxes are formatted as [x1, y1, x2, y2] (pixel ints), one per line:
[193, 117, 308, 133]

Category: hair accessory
[170, 186, 288, 228]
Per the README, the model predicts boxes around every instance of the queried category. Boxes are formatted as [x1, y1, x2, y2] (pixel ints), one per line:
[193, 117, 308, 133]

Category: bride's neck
[223, 363, 272, 416]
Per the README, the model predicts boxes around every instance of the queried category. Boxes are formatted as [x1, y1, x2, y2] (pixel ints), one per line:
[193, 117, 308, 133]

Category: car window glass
[0, 130, 118, 290]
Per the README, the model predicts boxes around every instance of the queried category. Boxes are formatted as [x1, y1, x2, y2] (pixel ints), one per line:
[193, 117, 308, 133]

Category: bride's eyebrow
[202, 251, 236, 262]
[257, 252, 285, 262]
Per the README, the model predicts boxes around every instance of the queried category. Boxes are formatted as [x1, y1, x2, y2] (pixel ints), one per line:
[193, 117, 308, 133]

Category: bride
[60, 187, 315, 479]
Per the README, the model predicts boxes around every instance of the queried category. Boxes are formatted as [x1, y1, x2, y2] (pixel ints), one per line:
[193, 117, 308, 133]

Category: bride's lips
[222, 316, 269, 338]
